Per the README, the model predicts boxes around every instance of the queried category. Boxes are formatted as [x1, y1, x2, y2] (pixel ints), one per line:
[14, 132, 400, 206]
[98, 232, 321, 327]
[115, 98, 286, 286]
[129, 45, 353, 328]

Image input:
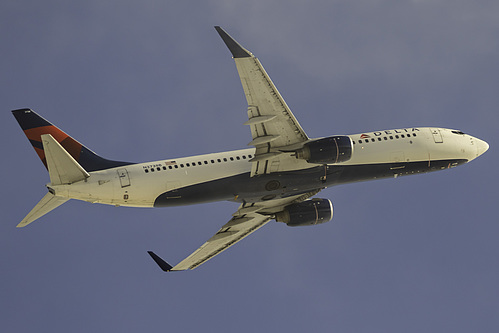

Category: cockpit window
[452, 130, 465, 135]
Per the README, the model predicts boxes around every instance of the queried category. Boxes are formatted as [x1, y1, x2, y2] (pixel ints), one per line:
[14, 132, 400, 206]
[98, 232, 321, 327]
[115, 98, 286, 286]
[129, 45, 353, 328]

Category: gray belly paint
[153, 159, 467, 207]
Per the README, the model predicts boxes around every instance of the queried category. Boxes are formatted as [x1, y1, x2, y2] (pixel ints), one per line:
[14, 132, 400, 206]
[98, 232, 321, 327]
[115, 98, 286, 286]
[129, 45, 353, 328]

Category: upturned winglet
[214, 26, 253, 58]
[147, 251, 174, 272]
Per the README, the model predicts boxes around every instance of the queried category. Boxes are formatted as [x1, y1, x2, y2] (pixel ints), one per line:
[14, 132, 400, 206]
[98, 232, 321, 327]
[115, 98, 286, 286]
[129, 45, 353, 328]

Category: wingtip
[214, 26, 252, 58]
[11, 108, 33, 115]
[147, 251, 173, 272]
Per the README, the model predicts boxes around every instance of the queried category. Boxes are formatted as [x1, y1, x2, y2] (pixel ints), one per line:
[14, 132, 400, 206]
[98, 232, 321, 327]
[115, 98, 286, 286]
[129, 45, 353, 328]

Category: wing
[148, 190, 321, 272]
[166, 213, 271, 271]
[215, 26, 310, 176]
[149, 210, 270, 272]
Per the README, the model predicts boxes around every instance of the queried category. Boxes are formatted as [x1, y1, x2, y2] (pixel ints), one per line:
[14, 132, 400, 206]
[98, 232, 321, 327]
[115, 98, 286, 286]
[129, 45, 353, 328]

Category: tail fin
[12, 108, 131, 172]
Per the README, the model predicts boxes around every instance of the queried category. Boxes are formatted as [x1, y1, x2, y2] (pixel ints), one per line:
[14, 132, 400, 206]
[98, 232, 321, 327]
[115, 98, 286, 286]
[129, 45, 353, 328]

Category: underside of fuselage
[153, 158, 468, 207]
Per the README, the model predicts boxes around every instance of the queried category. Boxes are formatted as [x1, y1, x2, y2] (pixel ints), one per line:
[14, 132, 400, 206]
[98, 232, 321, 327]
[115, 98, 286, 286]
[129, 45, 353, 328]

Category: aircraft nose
[476, 138, 489, 157]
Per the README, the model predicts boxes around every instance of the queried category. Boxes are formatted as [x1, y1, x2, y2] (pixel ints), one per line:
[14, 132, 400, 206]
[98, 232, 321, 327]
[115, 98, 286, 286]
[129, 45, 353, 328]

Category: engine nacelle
[295, 136, 352, 164]
[275, 198, 333, 227]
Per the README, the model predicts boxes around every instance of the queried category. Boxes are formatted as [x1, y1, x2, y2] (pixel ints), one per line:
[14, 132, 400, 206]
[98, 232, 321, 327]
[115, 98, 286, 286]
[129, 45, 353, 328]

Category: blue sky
[1, 1, 498, 332]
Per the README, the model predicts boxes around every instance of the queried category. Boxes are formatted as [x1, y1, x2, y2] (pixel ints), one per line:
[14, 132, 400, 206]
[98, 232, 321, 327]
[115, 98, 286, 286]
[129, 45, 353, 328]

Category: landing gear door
[430, 128, 443, 143]
[117, 168, 131, 188]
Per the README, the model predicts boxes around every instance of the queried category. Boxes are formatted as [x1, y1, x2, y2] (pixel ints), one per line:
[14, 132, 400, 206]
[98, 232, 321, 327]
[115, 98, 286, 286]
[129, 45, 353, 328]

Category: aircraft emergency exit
[12, 27, 489, 272]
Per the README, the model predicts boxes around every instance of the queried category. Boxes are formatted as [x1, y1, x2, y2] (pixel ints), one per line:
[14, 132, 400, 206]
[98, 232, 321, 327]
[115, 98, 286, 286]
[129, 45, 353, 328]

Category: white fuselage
[51, 127, 488, 208]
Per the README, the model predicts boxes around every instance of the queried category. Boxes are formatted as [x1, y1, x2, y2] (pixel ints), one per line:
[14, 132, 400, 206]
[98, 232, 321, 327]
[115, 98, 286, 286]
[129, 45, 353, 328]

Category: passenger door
[117, 168, 131, 188]
[430, 128, 443, 143]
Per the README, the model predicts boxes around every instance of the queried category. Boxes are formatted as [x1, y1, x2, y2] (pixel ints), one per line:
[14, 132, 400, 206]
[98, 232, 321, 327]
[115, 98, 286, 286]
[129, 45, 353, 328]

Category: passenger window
[145, 169, 149, 173]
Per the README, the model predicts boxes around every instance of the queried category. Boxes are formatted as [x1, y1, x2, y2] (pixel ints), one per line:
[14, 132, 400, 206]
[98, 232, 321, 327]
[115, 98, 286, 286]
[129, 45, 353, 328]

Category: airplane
[12, 26, 489, 272]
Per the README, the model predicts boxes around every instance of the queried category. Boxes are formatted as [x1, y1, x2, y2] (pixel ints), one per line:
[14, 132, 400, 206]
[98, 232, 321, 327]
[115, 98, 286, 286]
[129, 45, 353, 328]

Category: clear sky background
[1, 1, 498, 332]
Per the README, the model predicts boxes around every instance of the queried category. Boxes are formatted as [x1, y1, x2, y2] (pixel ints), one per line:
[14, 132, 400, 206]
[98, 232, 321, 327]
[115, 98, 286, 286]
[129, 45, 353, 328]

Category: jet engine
[275, 198, 333, 227]
[295, 136, 352, 164]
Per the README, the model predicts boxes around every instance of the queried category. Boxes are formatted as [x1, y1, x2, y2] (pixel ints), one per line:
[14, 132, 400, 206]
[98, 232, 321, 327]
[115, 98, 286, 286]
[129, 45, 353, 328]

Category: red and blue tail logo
[12, 109, 130, 172]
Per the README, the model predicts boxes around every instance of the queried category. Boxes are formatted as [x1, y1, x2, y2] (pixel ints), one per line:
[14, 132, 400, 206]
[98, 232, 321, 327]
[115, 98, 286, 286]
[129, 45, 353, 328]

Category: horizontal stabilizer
[17, 192, 69, 227]
[42, 134, 90, 185]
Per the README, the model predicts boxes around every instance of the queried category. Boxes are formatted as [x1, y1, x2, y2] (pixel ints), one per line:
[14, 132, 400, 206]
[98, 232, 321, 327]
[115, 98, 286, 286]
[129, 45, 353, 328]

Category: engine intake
[276, 198, 333, 227]
[295, 136, 352, 164]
